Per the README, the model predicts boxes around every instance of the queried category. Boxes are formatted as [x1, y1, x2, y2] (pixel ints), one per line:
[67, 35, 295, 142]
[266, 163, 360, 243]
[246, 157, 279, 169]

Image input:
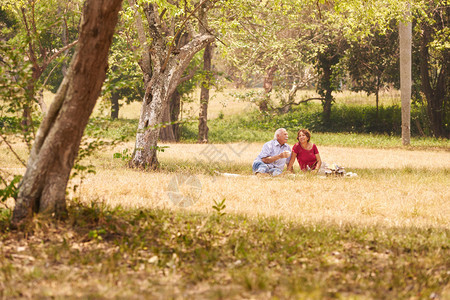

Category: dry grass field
[1, 140, 449, 299]
[2, 88, 449, 232]
[0, 141, 431, 230]
[2, 89, 448, 298]
[1, 141, 449, 230]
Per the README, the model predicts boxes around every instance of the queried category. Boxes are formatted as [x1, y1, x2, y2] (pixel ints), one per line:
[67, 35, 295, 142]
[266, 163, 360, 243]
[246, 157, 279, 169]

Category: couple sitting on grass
[252, 128, 322, 176]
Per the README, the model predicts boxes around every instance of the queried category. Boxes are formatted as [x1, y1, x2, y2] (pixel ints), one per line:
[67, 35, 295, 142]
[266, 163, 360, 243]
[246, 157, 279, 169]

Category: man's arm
[261, 151, 290, 164]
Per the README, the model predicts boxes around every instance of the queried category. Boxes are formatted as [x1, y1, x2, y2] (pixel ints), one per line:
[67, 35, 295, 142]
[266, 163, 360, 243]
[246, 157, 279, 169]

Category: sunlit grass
[46, 141, 447, 230]
[1, 89, 448, 298]
[1, 134, 449, 298]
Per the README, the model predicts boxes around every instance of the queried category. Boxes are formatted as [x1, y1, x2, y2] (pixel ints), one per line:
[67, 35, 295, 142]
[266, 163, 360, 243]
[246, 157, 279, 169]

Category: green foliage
[0, 41, 35, 132]
[84, 117, 137, 141]
[0, 175, 21, 204]
[153, 145, 170, 152]
[345, 21, 400, 96]
[113, 148, 132, 161]
[88, 228, 107, 241]
[102, 17, 144, 112]
[181, 102, 447, 141]
[0, 206, 11, 229]
[212, 198, 226, 217]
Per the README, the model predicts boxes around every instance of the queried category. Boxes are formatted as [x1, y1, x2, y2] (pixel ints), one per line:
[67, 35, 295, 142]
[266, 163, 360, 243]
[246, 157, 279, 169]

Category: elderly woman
[287, 129, 322, 173]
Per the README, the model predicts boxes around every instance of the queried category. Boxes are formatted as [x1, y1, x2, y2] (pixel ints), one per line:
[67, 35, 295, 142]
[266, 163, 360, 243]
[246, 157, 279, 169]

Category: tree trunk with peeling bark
[12, 0, 123, 226]
[129, 3, 214, 169]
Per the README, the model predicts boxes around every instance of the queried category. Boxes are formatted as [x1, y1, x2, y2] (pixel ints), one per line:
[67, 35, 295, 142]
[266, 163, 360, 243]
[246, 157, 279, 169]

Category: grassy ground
[2, 139, 449, 298]
[1, 203, 448, 299]
[0, 89, 449, 298]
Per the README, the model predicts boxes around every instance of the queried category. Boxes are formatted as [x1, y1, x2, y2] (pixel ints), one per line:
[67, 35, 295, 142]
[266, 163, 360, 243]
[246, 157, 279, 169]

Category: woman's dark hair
[297, 129, 311, 142]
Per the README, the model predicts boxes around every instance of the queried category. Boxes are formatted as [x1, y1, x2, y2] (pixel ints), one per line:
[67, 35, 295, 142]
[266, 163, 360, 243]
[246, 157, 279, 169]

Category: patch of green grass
[81, 105, 448, 149]
[180, 118, 449, 149]
[84, 117, 138, 141]
[0, 202, 448, 298]
[160, 158, 252, 175]
[179, 103, 449, 149]
[0, 208, 10, 231]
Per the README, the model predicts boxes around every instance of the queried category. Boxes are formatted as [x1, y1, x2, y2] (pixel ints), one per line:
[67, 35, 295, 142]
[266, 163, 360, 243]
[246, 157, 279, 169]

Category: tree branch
[274, 97, 325, 114]
[161, 0, 218, 72]
[179, 66, 199, 84]
[129, 0, 152, 76]
[45, 40, 78, 66]
[193, 12, 227, 46]
[0, 135, 26, 167]
[21, 7, 38, 70]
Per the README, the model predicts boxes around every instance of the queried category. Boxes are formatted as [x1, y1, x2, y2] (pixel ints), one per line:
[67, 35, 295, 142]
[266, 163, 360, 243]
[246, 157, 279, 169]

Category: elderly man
[252, 128, 291, 176]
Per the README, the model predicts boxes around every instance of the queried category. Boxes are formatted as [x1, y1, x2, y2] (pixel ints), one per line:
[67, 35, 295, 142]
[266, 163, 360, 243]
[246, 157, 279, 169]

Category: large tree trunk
[399, 15, 411, 145]
[198, 42, 213, 143]
[12, 0, 123, 226]
[130, 3, 214, 169]
[130, 79, 165, 169]
[130, 34, 213, 168]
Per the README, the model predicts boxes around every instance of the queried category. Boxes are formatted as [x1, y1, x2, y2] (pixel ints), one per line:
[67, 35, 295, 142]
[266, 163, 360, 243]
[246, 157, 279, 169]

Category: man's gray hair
[274, 128, 286, 140]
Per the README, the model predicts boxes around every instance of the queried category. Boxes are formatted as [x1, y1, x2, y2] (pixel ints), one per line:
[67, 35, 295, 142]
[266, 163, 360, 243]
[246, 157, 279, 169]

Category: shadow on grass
[0, 200, 449, 299]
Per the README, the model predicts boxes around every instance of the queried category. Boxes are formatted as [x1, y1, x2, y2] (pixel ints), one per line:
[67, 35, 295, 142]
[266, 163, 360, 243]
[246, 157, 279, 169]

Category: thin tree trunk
[198, 43, 212, 143]
[323, 89, 333, 123]
[110, 91, 120, 120]
[171, 90, 181, 141]
[322, 63, 333, 124]
[21, 106, 33, 132]
[375, 88, 379, 120]
[60, 5, 70, 77]
[259, 66, 277, 112]
[419, 26, 446, 138]
[399, 9, 411, 145]
[12, 0, 123, 226]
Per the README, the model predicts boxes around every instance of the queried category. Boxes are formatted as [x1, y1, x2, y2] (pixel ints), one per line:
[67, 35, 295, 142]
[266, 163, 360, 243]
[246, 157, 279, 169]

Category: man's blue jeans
[252, 159, 283, 176]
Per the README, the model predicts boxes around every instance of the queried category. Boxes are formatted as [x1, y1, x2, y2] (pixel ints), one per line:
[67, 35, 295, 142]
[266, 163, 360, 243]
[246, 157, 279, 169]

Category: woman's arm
[287, 152, 297, 173]
[313, 153, 322, 173]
